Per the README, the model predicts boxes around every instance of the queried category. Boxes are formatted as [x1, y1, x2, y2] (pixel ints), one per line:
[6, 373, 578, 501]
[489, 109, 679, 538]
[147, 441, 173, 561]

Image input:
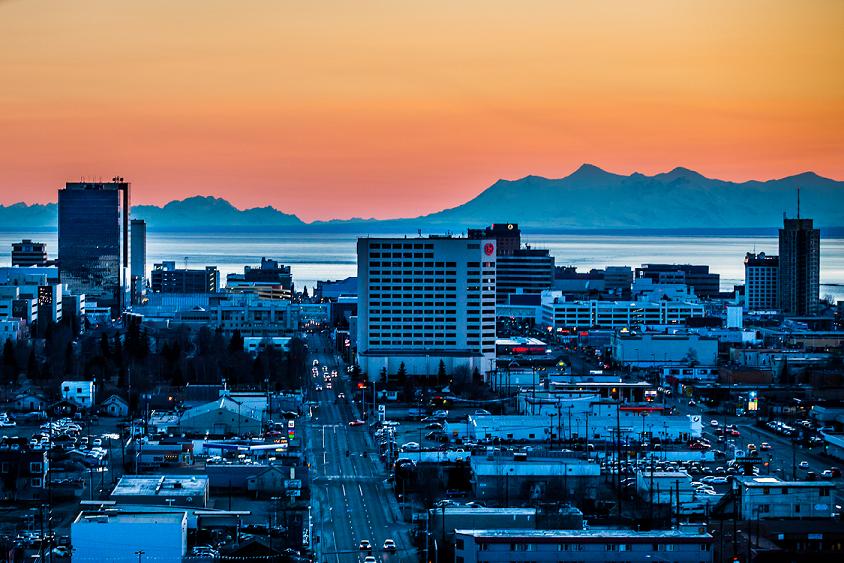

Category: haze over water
[1, 230, 842, 302]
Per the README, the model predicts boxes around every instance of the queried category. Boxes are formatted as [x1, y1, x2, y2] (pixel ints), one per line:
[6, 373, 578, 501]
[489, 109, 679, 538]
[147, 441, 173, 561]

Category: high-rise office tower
[468, 223, 521, 256]
[744, 252, 779, 311]
[11, 239, 49, 267]
[356, 235, 496, 377]
[779, 213, 820, 316]
[130, 219, 147, 305]
[150, 262, 219, 293]
[469, 223, 554, 304]
[58, 179, 130, 316]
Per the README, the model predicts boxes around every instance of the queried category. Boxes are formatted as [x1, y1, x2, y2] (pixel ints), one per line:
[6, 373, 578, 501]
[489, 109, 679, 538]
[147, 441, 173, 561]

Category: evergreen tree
[198, 326, 213, 356]
[112, 333, 123, 368]
[437, 360, 447, 381]
[396, 362, 407, 383]
[26, 348, 39, 381]
[228, 330, 244, 355]
[99, 333, 111, 360]
[64, 342, 75, 377]
[2, 339, 17, 383]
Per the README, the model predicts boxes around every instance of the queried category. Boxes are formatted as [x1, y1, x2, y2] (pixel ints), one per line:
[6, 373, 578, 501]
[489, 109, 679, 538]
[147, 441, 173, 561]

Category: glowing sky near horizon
[1, 0, 842, 221]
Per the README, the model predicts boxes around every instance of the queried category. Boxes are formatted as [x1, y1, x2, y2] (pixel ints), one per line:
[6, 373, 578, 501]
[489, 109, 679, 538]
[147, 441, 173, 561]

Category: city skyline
[2, 1, 843, 221]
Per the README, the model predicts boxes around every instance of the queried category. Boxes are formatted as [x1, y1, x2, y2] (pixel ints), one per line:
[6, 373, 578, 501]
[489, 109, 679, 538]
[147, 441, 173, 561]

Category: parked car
[383, 539, 397, 552]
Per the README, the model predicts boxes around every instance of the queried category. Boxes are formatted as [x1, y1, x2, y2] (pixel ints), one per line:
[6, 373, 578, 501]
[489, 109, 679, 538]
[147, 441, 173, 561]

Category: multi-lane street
[304, 333, 415, 563]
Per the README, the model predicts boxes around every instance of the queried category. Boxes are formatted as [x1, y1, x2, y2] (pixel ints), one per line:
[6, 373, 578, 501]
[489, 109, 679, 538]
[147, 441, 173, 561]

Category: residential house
[0, 438, 48, 501]
[101, 395, 129, 417]
[61, 379, 96, 409]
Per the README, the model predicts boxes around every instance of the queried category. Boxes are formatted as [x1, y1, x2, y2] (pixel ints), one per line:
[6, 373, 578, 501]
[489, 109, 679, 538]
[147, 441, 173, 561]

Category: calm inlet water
[1, 230, 842, 301]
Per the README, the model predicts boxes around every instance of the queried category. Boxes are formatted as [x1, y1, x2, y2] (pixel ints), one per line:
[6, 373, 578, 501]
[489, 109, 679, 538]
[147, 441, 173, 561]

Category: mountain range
[1, 165, 842, 232]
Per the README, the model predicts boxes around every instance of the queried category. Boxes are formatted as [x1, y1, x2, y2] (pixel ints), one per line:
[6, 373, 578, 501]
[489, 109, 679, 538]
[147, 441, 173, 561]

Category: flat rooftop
[455, 528, 712, 541]
[74, 511, 186, 526]
[433, 507, 537, 516]
[112, 475, 208, 497]
[496, 337, 547, 346]
[734, 476, 836, 488]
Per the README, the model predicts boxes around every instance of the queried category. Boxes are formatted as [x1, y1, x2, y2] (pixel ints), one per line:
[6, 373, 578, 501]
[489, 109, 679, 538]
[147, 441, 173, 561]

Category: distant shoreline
[1, 226, 843, 237]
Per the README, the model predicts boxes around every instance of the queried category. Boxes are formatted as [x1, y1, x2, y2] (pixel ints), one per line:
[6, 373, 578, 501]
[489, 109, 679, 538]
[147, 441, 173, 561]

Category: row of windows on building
[369, 261, 458, 268]
[368, 243, 435, 249]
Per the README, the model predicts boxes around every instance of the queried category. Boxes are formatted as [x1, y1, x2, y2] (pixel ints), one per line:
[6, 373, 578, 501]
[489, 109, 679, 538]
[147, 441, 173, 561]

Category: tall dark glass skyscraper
[778, 216, 820, 316]
[130, 218, 147, 305]
[58, 179, 130, 316]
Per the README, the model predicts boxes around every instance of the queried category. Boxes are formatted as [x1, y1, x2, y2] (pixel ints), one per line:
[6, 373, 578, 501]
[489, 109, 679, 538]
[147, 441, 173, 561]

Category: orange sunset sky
[1, 0, 842, 221]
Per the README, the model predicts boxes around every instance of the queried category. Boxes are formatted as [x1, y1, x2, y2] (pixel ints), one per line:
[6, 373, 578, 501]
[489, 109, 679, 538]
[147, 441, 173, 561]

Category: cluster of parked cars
[21, 418, 109, 462]
[0, 412, 16, 427]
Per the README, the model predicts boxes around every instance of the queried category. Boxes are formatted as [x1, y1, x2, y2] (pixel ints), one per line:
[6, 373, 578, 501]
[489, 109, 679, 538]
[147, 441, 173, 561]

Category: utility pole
[616, 400, 622, 515]
[585, 412, 590, 460]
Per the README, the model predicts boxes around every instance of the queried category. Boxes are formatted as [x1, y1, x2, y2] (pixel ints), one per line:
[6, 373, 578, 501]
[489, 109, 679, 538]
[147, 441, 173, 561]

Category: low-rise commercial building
[176, 395, 264, 436]
[111, 475, 209, 508]
[732, 476, 837, 520]
[72, 511, 187, 563]
[469, 454, 601, 502]
[453, 528, 714, 563]
[541, 293, 705, 331]
[612, 332, 718, 368]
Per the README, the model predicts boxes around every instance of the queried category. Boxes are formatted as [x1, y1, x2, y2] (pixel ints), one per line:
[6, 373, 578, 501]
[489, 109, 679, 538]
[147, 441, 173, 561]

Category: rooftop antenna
[184, 256, 189, 269]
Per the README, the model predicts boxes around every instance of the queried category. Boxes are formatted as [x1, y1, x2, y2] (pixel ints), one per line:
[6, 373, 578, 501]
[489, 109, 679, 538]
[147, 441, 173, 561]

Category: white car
[0, 419, 16, 428]
[799, 461, 810, 470]
[710, 420, 719, 427]
[400, 442, 420, 452]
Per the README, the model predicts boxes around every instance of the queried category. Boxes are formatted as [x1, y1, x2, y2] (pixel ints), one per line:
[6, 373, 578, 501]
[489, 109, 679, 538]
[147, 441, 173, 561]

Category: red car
[348, 419, 366, 427]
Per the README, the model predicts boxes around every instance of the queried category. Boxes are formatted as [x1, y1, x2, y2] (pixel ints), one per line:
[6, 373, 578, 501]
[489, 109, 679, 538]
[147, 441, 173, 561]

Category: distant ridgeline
[1, 166, 843, 231]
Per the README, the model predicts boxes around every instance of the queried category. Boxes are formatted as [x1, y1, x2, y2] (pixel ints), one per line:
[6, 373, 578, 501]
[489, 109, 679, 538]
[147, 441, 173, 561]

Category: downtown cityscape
[1, 2, 844, 563]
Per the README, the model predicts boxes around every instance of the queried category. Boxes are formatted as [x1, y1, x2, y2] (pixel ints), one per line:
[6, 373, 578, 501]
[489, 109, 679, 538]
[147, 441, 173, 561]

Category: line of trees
[3, 320, 309, 400]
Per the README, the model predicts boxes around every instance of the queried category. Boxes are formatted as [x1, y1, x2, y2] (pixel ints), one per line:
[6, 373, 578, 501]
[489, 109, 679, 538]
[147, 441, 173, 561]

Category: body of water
[1, 230, 842, 301]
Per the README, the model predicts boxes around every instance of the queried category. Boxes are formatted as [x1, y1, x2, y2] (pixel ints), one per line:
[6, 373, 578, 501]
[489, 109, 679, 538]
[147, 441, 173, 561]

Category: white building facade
[611, 332, 719, 368]
[356, 236, 497, 376]
[541, 293, 705, 331]
[61, 380, 95, 408]
[744, 252, 779, 311]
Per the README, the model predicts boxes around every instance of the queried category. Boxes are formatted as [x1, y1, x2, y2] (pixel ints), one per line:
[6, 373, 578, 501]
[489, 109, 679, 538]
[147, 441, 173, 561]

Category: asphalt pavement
[304, 332, 415, 563]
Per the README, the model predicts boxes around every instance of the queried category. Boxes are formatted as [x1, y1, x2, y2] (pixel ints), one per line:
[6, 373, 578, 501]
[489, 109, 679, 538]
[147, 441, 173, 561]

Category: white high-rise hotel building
[356, 236, 497, 376]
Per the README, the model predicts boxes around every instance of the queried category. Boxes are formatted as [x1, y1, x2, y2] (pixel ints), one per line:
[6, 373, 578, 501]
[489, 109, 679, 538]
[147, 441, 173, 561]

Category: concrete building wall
[72, 513, 187, 563]
[357, 236, 496, 376]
